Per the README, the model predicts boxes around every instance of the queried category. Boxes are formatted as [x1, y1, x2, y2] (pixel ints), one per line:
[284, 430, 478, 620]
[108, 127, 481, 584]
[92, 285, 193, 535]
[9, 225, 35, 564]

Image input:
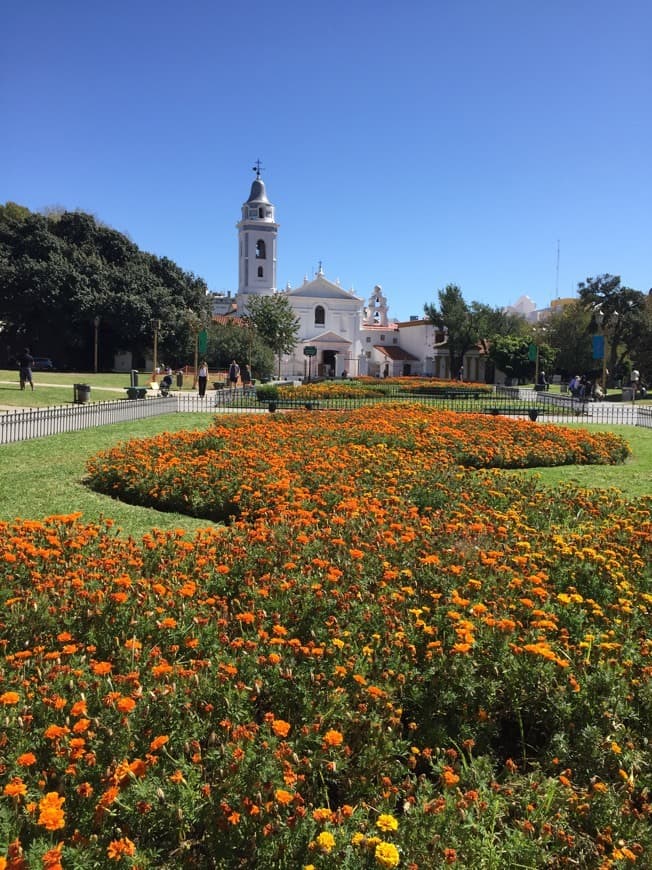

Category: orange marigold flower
[116, 696, 136, 714]
[0, 691, 20, 705]
[271, 719, 291, 738]
[70, 700, 87, 717]
[42, 843, 64, 870]
[4, 778, 27, 797]
[91, 661, 113, 675]
[37, 792, 65, 831]
[441, 767, 460, 788]
[149, 735, 170, 752]
[44, 725, 68, 741]
[323, 729, 344, 748]
[275, 788, 294, 805]
[107, 837, 136, 860]
[17, 752, 37, 767]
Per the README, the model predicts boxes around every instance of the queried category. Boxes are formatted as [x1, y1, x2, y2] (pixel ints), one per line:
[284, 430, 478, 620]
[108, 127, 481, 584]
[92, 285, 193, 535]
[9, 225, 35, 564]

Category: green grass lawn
[0, 368, 196, 407]
[1, 412, 651, 539]
[512, 423, 652, 500]
[0, 413, 215, 538]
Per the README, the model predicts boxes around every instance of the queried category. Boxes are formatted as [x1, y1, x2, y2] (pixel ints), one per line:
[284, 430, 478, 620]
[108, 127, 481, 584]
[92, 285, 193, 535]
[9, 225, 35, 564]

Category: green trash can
[74, 384, 91, 404]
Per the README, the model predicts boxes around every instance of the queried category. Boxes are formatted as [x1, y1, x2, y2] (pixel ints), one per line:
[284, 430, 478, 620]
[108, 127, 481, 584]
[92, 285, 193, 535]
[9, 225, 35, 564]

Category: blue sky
[3, 0, 650, 322]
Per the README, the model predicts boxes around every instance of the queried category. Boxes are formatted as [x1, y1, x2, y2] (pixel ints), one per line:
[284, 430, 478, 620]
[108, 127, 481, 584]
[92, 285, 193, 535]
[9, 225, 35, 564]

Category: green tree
[244, 294, 300, 378]
[201, 318, 275, 379]
[424, 284, 522, 379]
[489, 334, 556, 384]
[577, 274, 646, 385]
[0, 204, 210, 369]
[543, 302, 594, 379]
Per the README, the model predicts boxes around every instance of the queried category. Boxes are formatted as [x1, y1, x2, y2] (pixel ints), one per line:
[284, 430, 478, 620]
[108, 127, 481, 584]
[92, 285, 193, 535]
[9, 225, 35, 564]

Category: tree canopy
[424, 284, 525, 379]
[0, 203, 211, 369]
[244, 294, 300, 377]
[577, 274, 646, 384]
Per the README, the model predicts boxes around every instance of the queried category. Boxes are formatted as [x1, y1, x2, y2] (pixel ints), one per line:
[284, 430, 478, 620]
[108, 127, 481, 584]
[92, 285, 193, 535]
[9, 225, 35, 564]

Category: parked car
[31, 357, 56, 371]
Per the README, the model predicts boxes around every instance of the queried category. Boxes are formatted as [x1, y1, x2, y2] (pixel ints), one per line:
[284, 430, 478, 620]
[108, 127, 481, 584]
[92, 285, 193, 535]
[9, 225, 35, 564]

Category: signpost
[303, 345, 317, 381]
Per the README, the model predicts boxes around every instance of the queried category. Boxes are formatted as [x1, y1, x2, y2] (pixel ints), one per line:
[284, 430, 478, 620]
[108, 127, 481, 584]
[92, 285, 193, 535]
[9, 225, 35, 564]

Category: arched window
[257, 266, 263, 278]
[314, 305, 325, 326]
[256, 239, 266, 259]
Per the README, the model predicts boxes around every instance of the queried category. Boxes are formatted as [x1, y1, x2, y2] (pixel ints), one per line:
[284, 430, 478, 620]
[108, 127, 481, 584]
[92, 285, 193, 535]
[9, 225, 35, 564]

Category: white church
[211, 169, 488, 383]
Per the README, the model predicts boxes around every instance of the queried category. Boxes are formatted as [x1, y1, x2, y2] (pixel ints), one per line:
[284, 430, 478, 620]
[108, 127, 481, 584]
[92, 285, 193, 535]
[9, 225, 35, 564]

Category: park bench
[400, 390, 483, 401]
[262, 399, 321, 412]
[537, 393, 589, 415]
[485, 407, 539, 421]
[125, 387, 148, 400]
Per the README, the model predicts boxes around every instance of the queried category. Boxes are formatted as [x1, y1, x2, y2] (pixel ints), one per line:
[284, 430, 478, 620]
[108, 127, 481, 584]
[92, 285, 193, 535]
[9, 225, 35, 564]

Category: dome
[246, 179, 270, 205]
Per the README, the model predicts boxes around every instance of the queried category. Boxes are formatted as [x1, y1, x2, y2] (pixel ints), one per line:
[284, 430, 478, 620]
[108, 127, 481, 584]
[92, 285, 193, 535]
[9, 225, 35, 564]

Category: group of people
[196, 360, 252, 398]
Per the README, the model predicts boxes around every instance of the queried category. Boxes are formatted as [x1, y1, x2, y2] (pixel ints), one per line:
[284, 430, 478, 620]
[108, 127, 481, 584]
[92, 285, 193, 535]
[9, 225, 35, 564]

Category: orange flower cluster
[0, 406, 649, 866]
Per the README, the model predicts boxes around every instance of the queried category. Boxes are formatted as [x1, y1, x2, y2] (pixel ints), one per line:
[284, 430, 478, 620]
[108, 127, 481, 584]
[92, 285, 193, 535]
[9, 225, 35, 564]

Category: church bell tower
[237, 161, 278, 311]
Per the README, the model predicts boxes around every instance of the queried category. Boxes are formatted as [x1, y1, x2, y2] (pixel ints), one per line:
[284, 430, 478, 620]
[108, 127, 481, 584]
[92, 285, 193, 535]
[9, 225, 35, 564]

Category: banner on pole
[592, 335, 604, 360]
[198, 330, 208, 355]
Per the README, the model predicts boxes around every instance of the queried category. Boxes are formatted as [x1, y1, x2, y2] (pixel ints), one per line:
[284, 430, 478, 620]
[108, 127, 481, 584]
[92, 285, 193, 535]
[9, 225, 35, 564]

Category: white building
[222, 169, 488, 382]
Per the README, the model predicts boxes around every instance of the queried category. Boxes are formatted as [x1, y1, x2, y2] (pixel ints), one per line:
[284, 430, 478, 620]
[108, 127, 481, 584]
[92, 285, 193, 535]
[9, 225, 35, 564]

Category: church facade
[211, 170, 487, 382]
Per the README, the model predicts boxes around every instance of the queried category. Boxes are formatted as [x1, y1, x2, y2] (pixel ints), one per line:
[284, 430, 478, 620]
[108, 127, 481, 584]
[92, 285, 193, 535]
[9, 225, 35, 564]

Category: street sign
[303, 345, 317, 357]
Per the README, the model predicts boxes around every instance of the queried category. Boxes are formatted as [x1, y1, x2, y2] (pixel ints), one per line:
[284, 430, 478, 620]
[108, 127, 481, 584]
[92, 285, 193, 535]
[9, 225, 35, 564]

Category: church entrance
[320, 349, 337, 378]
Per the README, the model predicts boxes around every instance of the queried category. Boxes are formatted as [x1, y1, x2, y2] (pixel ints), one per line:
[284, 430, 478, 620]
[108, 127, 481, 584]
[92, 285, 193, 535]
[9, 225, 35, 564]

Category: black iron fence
[2, 389, 651, 446]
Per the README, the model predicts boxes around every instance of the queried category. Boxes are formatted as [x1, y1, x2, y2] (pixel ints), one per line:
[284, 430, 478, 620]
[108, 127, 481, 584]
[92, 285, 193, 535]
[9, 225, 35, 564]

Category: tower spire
[252, 159, 264, 179]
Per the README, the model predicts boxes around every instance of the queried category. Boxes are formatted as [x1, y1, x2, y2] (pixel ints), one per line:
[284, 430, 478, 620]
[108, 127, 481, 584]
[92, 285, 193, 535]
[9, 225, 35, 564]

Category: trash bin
[176, 371, 183, 389]
[621, 388, 634, 402]
[74, 384, 91, 404]
[130, 369, 139, 387]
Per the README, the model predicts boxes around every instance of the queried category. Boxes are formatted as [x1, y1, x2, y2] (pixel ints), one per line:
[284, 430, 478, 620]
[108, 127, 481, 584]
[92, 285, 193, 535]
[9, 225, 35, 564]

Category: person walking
[241, 363, 252, 391]
[18, 348, 34, 391]
[228, 360, 240, 394]
[197, 360, 208, 398]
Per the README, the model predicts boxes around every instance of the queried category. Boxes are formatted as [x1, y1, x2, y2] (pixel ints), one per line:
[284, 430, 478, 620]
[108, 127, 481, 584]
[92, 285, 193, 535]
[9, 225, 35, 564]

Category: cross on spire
[252, 159, 264, 179]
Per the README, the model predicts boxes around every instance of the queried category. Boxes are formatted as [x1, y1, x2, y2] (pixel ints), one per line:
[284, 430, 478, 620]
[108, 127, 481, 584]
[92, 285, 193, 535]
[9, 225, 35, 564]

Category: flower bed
[86, 404, 629, 523]
[1, 407, 650, 867]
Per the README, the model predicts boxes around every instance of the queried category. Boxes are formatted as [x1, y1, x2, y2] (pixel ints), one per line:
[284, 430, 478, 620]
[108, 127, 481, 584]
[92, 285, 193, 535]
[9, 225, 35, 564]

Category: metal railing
[2, 389, 651, 446]
[0, 397, 177, 445]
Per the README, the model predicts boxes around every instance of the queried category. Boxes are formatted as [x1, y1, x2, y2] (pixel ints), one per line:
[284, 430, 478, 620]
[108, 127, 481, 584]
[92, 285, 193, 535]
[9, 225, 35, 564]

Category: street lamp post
[93, 315, 101, 373]
[152, 319, 161, 381]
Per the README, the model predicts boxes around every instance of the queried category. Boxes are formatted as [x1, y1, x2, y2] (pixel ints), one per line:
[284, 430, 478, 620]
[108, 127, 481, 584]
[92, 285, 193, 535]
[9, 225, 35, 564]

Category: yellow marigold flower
[375, 841, 400, 868]
[351, 832, 366, 846]
[314, 831, 336, 853]
[377, 813, 399, 832]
